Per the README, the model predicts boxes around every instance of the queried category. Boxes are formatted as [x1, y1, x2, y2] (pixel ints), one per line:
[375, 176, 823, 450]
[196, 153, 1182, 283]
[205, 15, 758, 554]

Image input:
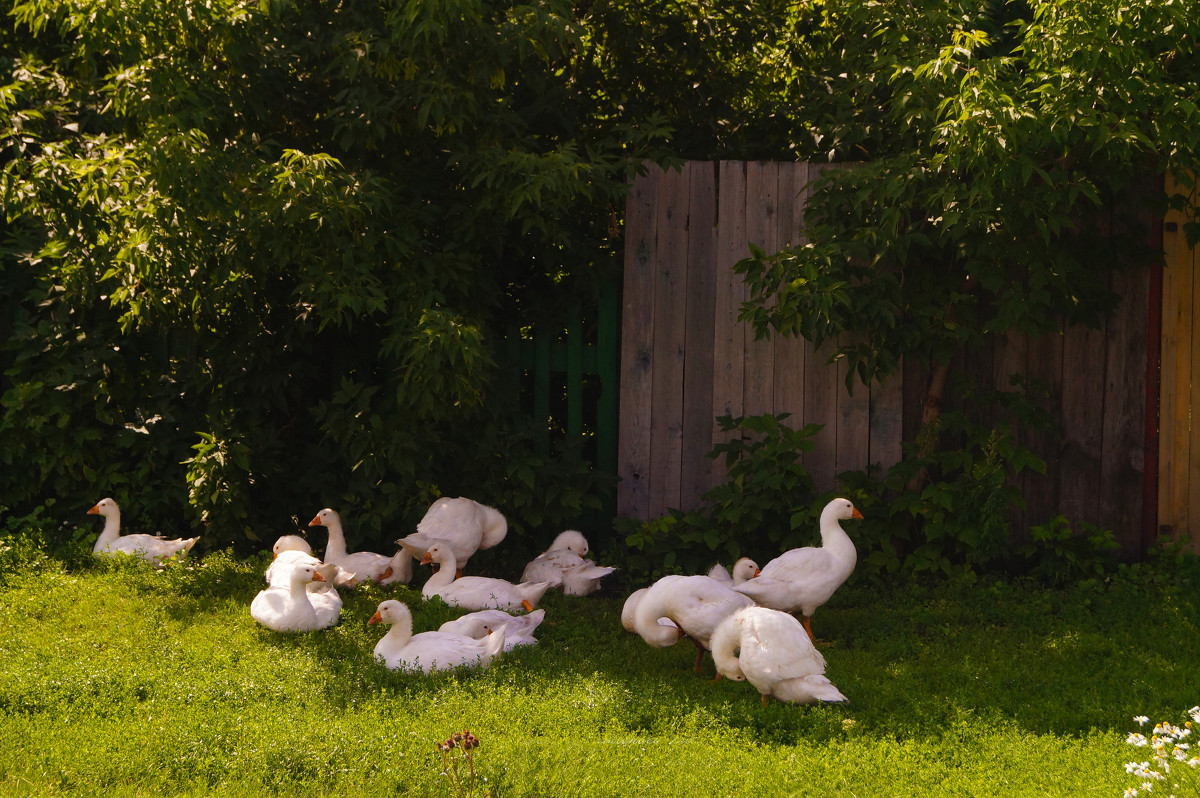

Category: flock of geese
[86, 495, 863, 706]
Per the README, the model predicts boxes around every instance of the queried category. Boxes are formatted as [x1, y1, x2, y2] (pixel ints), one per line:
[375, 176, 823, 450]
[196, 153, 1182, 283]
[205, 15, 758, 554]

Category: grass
[0, 536, 1197, 797]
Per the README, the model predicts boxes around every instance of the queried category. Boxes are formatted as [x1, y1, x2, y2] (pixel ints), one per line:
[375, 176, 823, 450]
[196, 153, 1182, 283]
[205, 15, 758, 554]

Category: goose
[438, 608, 545, 650]
[710, 606, 848, 706]
[733, 497, 862, 641]
[87, 498, 199, 567]
[309, 508, 411, 585]
[420, 543, 552, 613]
[368, 599, 507, 673]
[630, 574, 754, 672]
[520, 530, 616, 596]
[707, 557, 761, 586]
[621, 587, 677, 634]
[250, 564, 340, 632]
[396, 497, 507, 577]
[264, 535, 351, 588]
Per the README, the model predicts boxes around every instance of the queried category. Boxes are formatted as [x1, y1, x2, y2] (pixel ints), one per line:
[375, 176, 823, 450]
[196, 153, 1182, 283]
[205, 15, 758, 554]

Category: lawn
[0, 536, 1196, 797]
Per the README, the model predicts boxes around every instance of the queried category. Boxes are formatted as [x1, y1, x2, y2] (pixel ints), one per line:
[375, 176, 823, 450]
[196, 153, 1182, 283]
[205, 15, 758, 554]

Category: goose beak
[754, 568, 761, 577]
[420, 553, 433, 566]
[852, 508, 864, 519]
[367, 611, 382, 625]
[307, 515, 321, 527]
[312, 571, 326, 582]
[380, 567, 393, 580]
[87, 505, 100, 515]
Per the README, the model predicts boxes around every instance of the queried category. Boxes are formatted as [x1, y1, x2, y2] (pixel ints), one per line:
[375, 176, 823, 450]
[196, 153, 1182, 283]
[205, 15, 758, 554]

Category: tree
[1, 0, 680, 549]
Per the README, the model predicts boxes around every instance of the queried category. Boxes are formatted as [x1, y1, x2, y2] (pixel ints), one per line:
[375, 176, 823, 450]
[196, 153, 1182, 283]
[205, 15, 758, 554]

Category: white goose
[397, 497, 507, 577]
[368, 599, 507, 673]
[250, 564, 340, 632]
[707, 557, 761, 586]
[733, 497, 862, 641]
[520, 530, 616, 596]
[87, 498, 199, 567]
[438, 608, 545, 650]
[264, 535, 349, 587]
[630, 574, 754, 672]
[710, 606, 848, 706]
[420, 543, 552, 613]
[309, 508, 411, 585]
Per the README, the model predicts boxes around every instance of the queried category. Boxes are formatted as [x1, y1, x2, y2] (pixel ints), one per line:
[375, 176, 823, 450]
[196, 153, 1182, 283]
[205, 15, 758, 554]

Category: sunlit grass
[0, 541, 1196, 797]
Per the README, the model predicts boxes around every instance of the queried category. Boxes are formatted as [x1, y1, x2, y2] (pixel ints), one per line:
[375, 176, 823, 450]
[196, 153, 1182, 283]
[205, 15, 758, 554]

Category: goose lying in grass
[250, 564, 340, 633]
[397, 497, 507, 577]
[630, 574, 754, 672]
[520, 530, 616, 596]
[368, 599, 507, 673]
[733, 497, 862, 641]
[710, 606, 848, 706]
[707, 557, 760, 586]
[439, 608, 545, 650]
[87, 498, 199, 568]
[420, 543, 552, 613]
[309, 508, 411, 585]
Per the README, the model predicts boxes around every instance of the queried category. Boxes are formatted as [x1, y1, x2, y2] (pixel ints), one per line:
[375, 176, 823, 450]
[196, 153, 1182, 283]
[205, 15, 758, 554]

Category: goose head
[730, 557, 760, 584]
[307, 508, 340, 528]
[823, 497, 863, 524]
[368, 599, 410, 626]
[550, 530, 589, 557]
[87, 498, 120, 518]
[272, 534, 312, 558]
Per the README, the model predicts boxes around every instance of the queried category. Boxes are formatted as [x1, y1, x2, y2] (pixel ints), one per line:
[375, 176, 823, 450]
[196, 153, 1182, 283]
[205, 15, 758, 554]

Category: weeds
[436, 730, 490, 797]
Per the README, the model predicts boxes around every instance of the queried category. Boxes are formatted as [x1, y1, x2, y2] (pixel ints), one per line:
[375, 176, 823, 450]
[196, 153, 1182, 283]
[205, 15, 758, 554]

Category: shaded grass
[0, 543, 1196, 797]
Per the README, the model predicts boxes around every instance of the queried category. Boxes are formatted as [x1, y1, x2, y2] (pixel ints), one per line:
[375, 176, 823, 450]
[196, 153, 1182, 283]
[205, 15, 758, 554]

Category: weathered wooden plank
[869, 368, 904, 474]
[1157, 207, 1182, 539]
[772, 163, 808, 422]
[1021, 325, 1065, 537]
[1060, 321, 1107, 527]
[712, 162, 749, 477]
[836, 350, 871, 479]
[1099, 264, 1149, 556]
[742, 162, 779, 419]
[616, 167, 660, 519]
[992, 328, 1030, 529]
[680, 162, 719, 511]
[1186, 229, 1200, 544]
[804, 339, 840, 495]
[647, 166, 691, 517]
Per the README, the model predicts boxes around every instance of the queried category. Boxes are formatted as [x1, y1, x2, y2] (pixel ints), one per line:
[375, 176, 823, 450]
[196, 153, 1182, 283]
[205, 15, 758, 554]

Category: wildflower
[1137, 716, 1151, 726]
[1129, 733, 1150, 747]
[1122, 789, 1138, 797]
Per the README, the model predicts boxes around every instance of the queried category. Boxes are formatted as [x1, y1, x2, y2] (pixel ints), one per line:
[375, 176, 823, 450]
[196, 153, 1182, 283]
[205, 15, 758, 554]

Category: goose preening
[250, 564, 341, 633]
[309, 508, 411, 585]
[520, 530, 616, 596]
[438, 608, 545, 650]
[628, 574, 754, 672]
[87, 498, 199, 568]
[707, 557, 761, 586]
[368, 599, 506, 673]
[733, 497, 862, 641]
[710, 606, 848, 706]
[420, 543, 552, 613]
[396, 497, 507, 577]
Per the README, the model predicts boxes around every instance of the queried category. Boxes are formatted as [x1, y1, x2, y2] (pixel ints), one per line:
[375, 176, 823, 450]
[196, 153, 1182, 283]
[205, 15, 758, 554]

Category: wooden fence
[617, 161, 903, 521]
[618, 160, 1164, 557]
[1158, 173, 1200, 551]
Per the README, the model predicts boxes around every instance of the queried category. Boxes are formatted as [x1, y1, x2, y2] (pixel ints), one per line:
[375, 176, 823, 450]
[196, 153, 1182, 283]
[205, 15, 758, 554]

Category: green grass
[0, 540, 1197, 797]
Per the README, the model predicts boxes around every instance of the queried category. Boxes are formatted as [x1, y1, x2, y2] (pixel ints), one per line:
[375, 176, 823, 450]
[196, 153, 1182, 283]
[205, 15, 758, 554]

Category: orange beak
[754, 568, 762, 577]
[312, 571, 326, 582]
[87, 505, 100, 515]
[852, 508, 864, 519]
[367, 611, 382, 625]
[420, 553, 433, 566]
[307, 515, 321, 527]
